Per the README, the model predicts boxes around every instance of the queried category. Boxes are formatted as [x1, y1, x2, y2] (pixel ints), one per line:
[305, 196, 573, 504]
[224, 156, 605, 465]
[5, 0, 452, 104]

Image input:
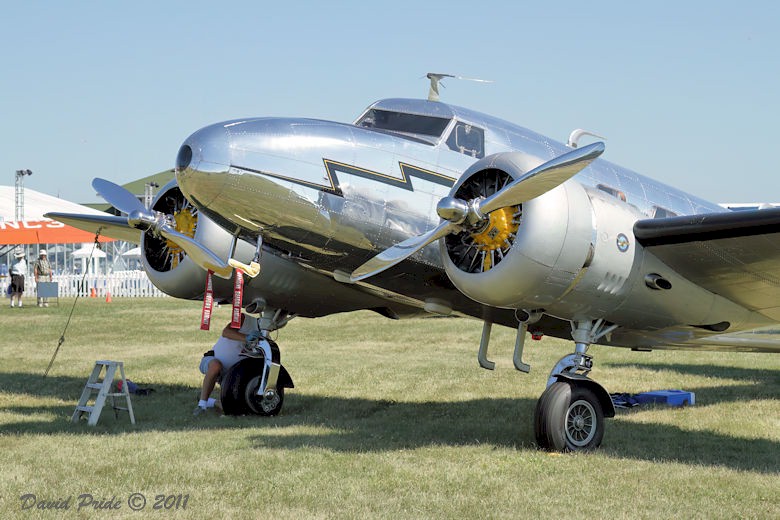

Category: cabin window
[652, 206, 678, 219]
[446, 122, 485, 158]
[356, 109, 451, 138]
[597, 184, 627, 202]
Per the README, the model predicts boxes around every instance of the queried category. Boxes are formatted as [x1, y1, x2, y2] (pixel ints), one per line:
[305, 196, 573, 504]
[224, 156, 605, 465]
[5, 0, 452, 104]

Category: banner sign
[0, 220, 115, 245]
[230, 269, 244, 329]
[200, 270, 214, 331]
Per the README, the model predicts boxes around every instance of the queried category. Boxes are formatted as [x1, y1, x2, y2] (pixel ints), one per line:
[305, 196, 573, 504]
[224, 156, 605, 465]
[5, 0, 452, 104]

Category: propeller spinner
[92, 178, 233, 278]
[350, 142, 605, 282]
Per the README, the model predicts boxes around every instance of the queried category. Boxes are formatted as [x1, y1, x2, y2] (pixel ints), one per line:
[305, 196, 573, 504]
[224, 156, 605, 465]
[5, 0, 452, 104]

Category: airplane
[48, 78, 780, 452]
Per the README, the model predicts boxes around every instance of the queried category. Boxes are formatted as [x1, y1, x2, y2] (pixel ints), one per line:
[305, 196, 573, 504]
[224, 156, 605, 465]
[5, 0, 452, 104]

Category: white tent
[72, 244, 107, 259]
[71, 243, 107, 275]
[119, 246, 144, 270]
[0, 186, 107, 222]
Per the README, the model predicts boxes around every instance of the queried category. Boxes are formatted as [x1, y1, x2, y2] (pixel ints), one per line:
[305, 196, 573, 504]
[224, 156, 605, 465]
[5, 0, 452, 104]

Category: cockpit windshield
[356, 109, 451, 141]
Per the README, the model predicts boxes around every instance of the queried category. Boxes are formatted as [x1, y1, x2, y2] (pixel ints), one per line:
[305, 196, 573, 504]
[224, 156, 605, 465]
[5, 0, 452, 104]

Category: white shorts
[199, 336, 245, 375]
[199, 356, 218, 375]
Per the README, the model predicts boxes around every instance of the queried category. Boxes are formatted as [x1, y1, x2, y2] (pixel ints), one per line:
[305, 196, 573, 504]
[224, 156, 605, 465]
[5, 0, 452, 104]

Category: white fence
[4, 271, 167, 298]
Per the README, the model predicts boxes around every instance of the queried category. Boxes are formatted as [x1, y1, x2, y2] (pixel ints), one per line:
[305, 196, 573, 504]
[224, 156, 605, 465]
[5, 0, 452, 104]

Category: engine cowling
[140, 181, 425, 318]
[141, 181, 238, 299]
[441, 153, 595, 310]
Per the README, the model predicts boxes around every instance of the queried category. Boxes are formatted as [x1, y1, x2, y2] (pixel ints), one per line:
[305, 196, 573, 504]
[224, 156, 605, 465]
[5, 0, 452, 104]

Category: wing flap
[45, 212, 142, 244]
[689, 327, 780, 352]
[634, 208, 780, 320]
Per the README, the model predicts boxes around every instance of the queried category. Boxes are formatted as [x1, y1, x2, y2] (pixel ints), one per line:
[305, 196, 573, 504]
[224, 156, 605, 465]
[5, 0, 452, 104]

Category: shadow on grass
[254, 394, 779, 474]
[605, 362, 778, 382]
[1, 371, 777, 473]
[604, 362, 780, 404]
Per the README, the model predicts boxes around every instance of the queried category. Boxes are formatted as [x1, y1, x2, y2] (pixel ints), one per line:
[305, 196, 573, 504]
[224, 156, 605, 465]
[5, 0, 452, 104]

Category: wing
[634, 208, 780, 321]
[689, 326, 780, 352]
[45, 212, 142, 244]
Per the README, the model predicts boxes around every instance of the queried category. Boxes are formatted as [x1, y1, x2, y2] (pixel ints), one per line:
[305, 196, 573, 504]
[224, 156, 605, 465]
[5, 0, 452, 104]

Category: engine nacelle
[141, 181, 242, 299]
[140, 181, 420, 319]
[441, 153, 595, 310]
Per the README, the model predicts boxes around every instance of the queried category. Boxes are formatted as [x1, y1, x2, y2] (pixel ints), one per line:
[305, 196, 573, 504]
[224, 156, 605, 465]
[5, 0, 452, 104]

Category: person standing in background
[10, 248, 27, 308]
[33, 249, 53, 307]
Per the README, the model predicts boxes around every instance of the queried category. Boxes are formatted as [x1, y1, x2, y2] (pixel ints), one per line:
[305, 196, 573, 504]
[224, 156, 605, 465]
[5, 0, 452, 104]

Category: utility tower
[15, 169, 33, 221]
[144, 182, 159, 209]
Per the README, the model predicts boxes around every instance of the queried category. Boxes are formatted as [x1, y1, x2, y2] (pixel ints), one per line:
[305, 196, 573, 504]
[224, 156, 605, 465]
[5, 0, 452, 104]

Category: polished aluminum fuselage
[176, 98, 768, 347]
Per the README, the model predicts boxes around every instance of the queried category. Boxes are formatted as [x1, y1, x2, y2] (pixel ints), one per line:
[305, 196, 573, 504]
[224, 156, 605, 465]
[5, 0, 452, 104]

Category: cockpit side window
[446, 121, 485, 158]
[356, 109, 450, 138]
[652, 205, 678, 219]
[597, 184, 627, 202]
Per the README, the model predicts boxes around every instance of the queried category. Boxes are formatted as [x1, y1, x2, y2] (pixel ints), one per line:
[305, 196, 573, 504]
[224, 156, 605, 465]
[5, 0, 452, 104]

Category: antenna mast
[425, 73, 493, 102]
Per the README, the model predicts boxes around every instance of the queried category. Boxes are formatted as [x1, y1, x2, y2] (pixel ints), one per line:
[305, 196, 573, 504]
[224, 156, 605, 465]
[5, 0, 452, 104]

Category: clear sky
[1, 1, 778, 204]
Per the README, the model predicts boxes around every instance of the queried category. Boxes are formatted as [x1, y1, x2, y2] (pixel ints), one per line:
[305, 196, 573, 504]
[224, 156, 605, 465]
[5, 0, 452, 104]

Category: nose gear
[221, 307, 296, 416]
[534, 319, 616, 452]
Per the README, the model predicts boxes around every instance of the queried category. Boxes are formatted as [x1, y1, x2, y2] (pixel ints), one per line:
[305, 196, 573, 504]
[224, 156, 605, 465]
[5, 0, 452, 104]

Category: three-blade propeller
[92, 178, 233, 278]
[350, 142, 605, 282]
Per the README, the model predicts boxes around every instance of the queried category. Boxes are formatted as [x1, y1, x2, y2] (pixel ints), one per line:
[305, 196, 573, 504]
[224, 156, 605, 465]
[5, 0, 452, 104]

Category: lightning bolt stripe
[324, 159, 455, 192]
[234, 160, 456, 197]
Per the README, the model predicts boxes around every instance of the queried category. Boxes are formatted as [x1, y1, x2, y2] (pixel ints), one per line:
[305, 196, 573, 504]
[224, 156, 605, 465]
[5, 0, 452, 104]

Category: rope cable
[44, 230, 102, 377]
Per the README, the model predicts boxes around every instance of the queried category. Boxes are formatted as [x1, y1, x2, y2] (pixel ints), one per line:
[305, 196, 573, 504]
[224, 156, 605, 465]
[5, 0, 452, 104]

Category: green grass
[0, 297, 778, 518]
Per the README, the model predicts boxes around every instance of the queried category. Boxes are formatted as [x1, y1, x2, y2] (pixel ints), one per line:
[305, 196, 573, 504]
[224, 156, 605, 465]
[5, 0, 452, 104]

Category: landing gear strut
[221, 306, 296, 416]
[534, 320, 616, 452]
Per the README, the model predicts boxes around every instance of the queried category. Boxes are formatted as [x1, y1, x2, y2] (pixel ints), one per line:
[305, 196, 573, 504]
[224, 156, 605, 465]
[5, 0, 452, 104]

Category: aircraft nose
[175, 123, 233, 207]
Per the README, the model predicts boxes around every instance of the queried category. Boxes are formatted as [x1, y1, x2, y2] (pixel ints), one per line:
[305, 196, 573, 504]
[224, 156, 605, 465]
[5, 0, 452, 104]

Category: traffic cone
[105, 291, 112, 303]
[90, 287, 96, 298]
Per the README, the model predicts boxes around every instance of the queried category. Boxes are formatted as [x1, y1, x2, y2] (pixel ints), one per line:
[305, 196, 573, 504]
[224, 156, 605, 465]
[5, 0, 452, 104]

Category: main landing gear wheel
[221, 358, 285, 416]
[533, 381, 605, 452]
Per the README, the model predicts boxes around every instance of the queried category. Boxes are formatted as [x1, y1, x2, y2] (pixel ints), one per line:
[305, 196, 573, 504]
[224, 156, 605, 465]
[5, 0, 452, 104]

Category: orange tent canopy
[0, 220, 115, 245]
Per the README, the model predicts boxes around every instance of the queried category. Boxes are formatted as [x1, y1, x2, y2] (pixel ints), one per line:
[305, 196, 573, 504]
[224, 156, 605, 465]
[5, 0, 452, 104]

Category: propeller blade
[93, 177, 234, 278]
[479, 142, 604, 215]
[351, 221, 458, 282]
[159, 227, 233, 279]
[44, 212, 143, 243]
[92, 178, 150, 217]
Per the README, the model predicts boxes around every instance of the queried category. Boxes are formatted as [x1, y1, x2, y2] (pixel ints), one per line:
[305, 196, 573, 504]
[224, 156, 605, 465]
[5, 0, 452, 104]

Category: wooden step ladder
[72, 360, 136, 426]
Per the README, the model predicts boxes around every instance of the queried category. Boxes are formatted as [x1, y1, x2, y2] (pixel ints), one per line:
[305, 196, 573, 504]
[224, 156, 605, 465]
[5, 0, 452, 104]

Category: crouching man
[194, 313, 260, 416]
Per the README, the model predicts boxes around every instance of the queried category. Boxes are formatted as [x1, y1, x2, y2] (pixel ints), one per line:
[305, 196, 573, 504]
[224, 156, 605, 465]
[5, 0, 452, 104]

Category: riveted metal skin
[141, 181, 426, 319]
[46, 97, 780, 352]
[168, 98, 777, 349]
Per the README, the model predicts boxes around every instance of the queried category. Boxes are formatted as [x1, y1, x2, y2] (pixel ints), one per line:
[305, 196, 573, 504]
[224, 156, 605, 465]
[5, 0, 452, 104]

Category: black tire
[533, 381, 557, 450]
[220, 358, 285, 416]
[533, 381, 605, 452]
